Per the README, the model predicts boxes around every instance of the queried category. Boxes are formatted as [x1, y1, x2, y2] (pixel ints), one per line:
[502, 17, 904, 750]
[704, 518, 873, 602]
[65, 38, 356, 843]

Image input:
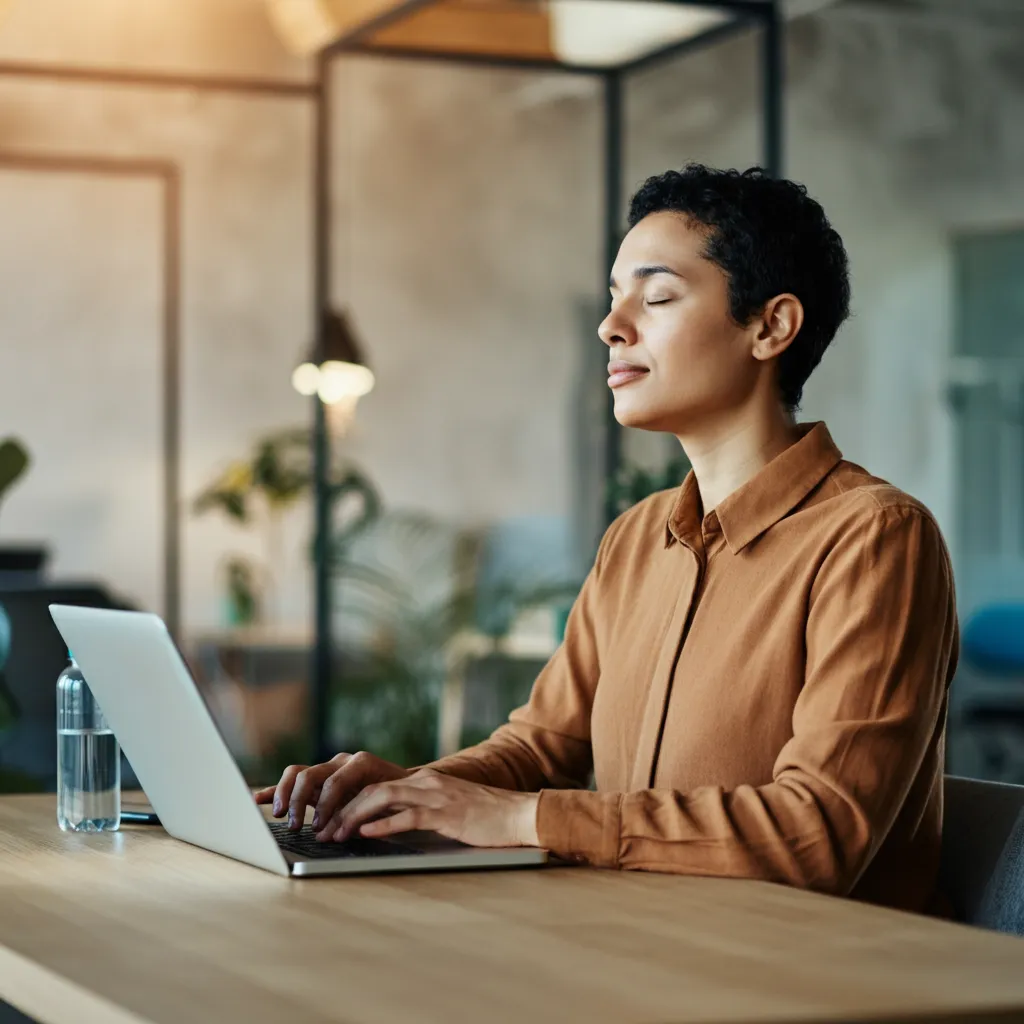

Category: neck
[676, 399, 800, 515]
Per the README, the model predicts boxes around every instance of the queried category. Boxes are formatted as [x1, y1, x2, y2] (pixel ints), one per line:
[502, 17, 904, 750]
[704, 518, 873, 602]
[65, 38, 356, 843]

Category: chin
[613, 395, 684, 432]
[613, 404, 669, 432]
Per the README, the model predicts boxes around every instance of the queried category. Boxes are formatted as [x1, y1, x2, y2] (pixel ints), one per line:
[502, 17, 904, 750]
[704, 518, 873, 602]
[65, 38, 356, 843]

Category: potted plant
[324, 512, 582, 767]
[193, 427, 381, 624]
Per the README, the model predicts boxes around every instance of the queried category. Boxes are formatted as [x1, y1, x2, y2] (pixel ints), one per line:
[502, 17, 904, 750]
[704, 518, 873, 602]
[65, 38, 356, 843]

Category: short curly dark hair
[627, 165, 850, 412]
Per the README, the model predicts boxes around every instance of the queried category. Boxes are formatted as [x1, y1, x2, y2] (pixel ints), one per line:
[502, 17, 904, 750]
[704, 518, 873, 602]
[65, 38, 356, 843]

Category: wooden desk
[1, 796, 1023, 1024]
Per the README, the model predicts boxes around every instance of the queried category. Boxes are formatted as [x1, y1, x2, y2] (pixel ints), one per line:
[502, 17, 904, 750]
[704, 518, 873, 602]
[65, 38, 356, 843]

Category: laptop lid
[49, 605, 290, 877]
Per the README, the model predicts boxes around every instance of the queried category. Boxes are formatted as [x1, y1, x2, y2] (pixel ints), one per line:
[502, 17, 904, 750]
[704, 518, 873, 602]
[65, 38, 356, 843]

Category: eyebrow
[609, 264, 684, 289]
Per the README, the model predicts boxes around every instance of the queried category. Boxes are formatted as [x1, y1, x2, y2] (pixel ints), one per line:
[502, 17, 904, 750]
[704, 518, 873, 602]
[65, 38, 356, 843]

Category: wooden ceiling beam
[362, 0, 554, 60]
[267, 0, 434, 54]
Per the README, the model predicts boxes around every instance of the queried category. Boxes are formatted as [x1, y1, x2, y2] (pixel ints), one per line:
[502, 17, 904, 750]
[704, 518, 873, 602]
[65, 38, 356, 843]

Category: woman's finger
[253, 785, 276, 805]
[359, 808, 434, 838]
[268, 764, 307, 817]
[334, 782, 425, 841]
[287, 763, 335, 828]
[311, 754, 379, 829]
[314, 778, 384, 841]
[316, 798, 411, 841]
[313, 767, 438, 841]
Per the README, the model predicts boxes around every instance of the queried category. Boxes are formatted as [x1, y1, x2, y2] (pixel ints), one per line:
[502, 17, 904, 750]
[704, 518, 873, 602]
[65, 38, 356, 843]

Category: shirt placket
[628, 511, 723, 791]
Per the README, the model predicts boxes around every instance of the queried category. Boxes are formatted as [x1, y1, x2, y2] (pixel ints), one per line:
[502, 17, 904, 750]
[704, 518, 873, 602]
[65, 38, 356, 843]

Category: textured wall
[331, 57, 601, 525]
[0, 172, 163, 608]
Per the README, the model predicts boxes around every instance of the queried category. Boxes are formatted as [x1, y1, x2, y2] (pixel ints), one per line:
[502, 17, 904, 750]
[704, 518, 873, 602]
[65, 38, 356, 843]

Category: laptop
[49, 605, 549, 878]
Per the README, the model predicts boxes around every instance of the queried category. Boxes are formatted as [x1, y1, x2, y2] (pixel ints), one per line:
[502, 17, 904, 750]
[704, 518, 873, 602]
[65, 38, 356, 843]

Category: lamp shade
[549, 1, 727, 68]
[318, 308, 368, 367]
[292, 308, 375, 409]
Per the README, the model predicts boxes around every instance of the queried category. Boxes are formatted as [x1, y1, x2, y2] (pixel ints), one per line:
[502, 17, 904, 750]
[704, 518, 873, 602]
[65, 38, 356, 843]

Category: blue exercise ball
[0, 602, 9, 673]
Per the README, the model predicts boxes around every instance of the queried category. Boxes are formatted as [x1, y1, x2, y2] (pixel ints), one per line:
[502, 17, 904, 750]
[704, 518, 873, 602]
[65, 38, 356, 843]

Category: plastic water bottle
[56, 653, 120, 831]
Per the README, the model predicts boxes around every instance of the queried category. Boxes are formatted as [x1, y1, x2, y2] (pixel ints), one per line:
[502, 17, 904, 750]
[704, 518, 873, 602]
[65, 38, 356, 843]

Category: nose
[598, 304, 636, 349]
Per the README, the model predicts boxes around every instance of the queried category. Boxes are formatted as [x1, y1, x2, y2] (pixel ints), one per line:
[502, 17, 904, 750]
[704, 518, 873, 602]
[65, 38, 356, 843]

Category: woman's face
[599, 211, 765, 434]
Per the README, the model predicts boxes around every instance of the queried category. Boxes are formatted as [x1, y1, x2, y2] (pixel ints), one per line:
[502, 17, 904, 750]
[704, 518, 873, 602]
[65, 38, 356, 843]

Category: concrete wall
[1, 0, 1022, 631]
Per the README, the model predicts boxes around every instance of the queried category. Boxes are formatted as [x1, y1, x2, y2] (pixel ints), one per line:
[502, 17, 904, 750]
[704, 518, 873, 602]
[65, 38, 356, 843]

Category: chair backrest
[941, 774, 1024, 934]
[0, 584, 122, 785]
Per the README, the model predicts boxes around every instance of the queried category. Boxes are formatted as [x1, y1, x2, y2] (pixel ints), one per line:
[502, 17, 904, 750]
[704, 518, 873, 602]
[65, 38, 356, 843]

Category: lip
[608, 360, 649, 389]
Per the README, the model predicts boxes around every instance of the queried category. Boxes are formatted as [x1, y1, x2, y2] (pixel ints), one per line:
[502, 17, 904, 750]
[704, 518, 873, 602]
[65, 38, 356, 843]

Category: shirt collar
[665, 422, 843, 554]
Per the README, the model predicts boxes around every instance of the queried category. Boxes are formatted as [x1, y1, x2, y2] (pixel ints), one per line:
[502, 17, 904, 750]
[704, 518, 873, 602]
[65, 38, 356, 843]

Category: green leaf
[0, 438, 30, 505]
[192, 460, 252, 523]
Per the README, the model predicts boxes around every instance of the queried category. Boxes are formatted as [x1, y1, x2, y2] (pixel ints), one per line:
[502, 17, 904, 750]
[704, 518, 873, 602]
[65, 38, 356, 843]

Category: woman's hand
[321, 768, 541, 849]
[254, 751, 410, 831]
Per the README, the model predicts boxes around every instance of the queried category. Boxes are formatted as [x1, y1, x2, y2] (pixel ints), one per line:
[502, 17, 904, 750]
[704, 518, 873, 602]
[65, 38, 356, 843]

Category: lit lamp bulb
[316, 360, 375, 405]
[318, 360, 375, 436]
[291, 361, 321, 397]
[292, 310, 375, 435]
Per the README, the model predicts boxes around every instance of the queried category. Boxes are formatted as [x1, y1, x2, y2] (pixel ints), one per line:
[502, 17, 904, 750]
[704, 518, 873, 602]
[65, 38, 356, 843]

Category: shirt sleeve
[534, 505, 959, 895]
[423, 521, 621, 792]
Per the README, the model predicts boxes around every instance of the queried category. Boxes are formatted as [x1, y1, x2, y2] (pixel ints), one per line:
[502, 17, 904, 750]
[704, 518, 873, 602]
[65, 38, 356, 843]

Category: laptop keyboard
[270, 822, 425, 860]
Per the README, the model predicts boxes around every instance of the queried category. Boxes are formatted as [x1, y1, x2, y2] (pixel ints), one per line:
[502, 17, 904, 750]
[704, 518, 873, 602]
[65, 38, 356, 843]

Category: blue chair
[958, 604, 1024, 783]
[941, 775, 1024, 935]
[963, 605, 1024, 674]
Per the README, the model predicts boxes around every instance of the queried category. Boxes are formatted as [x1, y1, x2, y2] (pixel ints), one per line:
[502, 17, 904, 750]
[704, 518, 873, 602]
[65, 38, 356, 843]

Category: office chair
[0, 584, 126, 788]
[940, 774, 1024, 935]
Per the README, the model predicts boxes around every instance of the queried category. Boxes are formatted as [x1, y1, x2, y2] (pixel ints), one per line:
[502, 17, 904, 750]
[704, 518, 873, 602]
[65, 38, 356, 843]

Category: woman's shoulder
[804, 461, 953, 582]
[824, 459, 941, 528]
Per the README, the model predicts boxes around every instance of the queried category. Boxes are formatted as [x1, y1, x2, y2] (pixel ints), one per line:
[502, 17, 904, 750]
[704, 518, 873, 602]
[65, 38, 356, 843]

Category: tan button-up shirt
[430, 423, 959, 912]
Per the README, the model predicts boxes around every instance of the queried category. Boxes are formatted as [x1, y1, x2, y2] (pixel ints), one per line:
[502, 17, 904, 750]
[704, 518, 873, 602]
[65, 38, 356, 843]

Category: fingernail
[288, 810, 298, 829]
[311, 812, 320, 830]
[273, 799, 281, 816]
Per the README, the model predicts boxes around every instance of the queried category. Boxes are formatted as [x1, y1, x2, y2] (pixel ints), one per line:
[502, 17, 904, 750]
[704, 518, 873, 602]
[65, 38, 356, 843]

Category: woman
[257, 165, 958, 914]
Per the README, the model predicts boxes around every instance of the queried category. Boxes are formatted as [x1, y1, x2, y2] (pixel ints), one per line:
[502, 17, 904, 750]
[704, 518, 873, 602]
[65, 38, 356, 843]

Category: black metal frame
[311, 54, 334, 764]
[310, 0, 784, 760]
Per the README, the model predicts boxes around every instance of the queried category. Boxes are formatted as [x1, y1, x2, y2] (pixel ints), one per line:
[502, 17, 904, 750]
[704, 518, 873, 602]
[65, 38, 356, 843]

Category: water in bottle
[56, 653, 120, 832]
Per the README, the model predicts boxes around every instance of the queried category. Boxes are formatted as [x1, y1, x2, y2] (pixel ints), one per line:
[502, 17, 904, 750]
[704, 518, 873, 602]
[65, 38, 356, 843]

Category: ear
[751, 294, 803, 363]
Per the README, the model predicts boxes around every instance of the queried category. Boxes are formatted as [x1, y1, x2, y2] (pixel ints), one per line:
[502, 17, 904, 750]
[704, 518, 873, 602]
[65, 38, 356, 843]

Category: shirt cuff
[536, 789, 622, 868]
